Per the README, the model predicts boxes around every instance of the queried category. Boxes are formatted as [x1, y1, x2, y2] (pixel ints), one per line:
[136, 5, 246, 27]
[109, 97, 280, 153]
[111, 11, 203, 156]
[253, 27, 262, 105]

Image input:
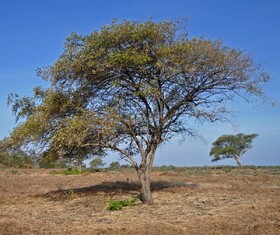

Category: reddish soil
[0, 167, 279, 234]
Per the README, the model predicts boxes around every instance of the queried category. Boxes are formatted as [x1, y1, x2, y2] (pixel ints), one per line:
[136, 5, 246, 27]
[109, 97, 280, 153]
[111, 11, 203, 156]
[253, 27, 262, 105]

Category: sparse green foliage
[89, 157, 105, 169]
[210, 133, 258, 167]
[38, 153, 71, 168]
[3, 19, 269, 204]
[50, 167, 90, 175]
[107, 198, 137, 211]
[62, 168, 83, 175]
[64, 167, 89, 175]
[67, 189, 75, 197]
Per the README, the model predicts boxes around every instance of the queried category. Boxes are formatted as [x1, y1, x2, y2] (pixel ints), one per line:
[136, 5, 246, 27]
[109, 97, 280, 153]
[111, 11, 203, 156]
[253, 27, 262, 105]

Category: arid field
[0, 166, 279, 234]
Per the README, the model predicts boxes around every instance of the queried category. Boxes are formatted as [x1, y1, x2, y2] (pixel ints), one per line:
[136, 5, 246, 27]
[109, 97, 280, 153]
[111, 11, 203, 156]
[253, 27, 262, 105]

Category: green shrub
[159, 165, 176, 171]
[62, 168, 81, 175]
[50, 167, 89, 175]
[107, 198, 137, 211]
[222, 166, 233, 173]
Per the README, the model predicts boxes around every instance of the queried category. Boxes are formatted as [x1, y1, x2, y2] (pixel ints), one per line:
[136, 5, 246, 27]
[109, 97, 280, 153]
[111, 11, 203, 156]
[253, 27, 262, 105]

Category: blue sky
[0, 0, 279, 166]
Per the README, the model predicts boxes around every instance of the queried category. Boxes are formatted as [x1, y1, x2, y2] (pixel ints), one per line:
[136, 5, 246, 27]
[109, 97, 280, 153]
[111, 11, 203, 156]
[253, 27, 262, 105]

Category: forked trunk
[135, 143, 157, 205]
[137, 166, 153, 205]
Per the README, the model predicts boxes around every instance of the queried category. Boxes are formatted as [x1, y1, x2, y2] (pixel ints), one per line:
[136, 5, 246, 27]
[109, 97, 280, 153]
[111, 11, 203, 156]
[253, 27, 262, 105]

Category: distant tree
[3, 19, 269, 204]
[109, 161, 121, 170]
[210, 133, 258, 167]
[90, 157, 105, 169]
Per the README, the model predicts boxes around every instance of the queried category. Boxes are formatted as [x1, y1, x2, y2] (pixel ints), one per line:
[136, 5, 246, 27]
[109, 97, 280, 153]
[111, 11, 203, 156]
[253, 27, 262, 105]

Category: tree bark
[78, 162, 83, 172]
[235, 156, 242, 168]
[137, 165, 153, 205]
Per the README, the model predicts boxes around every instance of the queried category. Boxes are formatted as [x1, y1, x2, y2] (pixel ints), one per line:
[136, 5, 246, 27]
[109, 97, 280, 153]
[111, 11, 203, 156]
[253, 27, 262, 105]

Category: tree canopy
[89, 157, 105, 169]
[210, 133, 258, 167]
[4, 19, 269, 204]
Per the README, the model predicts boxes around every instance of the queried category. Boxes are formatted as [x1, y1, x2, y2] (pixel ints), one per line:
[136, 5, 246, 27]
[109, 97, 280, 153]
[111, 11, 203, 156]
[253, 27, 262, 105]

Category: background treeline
[0, 151, 34, 168]
[0, 150, 69, 169]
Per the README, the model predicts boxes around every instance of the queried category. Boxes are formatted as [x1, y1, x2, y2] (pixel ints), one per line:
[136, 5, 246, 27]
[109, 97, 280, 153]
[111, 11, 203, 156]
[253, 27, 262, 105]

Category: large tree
[5, 19, 269, 204]
[210, 133, 258, 167]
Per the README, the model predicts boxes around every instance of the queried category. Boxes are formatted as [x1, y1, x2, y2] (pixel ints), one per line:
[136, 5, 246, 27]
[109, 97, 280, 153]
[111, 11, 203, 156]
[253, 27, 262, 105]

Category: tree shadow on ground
[42, 181, 197, 201]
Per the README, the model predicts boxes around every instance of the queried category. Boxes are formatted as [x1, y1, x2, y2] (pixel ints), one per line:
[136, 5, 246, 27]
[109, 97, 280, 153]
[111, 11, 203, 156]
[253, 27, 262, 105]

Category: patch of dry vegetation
[0, 167, 279, 234]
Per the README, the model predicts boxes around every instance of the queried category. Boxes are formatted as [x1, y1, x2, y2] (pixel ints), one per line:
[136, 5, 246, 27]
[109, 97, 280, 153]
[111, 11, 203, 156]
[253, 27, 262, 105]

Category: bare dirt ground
[0, 167, 279, 234]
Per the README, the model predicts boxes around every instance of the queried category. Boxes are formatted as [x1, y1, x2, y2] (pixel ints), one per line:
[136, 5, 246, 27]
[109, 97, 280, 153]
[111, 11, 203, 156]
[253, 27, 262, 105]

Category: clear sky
[0, 0, 279, 166]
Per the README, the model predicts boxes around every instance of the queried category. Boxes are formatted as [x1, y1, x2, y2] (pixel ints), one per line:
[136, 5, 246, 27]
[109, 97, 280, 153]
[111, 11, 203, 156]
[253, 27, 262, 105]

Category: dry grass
[0, 167, 279, 234]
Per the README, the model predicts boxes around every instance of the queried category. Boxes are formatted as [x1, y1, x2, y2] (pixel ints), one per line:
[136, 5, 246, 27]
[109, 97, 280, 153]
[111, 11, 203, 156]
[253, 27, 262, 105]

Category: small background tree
[89, 157, 105, 170]
[109, 161, 121, 171]
[210, 133, 258, 167]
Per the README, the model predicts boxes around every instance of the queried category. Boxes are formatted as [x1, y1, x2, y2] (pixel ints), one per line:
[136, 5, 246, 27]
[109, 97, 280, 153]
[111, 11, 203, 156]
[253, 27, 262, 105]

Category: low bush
[107, 198, 137, 211]
[50, 167, 90, 175]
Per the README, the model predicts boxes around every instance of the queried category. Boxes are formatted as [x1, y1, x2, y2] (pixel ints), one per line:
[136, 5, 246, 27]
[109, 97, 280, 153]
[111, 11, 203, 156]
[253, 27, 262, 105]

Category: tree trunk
[137, 165, 153, 205]
[235, 156, 242, 168]
[135, 142, 157, 205]
[78, 162, 83, 172]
